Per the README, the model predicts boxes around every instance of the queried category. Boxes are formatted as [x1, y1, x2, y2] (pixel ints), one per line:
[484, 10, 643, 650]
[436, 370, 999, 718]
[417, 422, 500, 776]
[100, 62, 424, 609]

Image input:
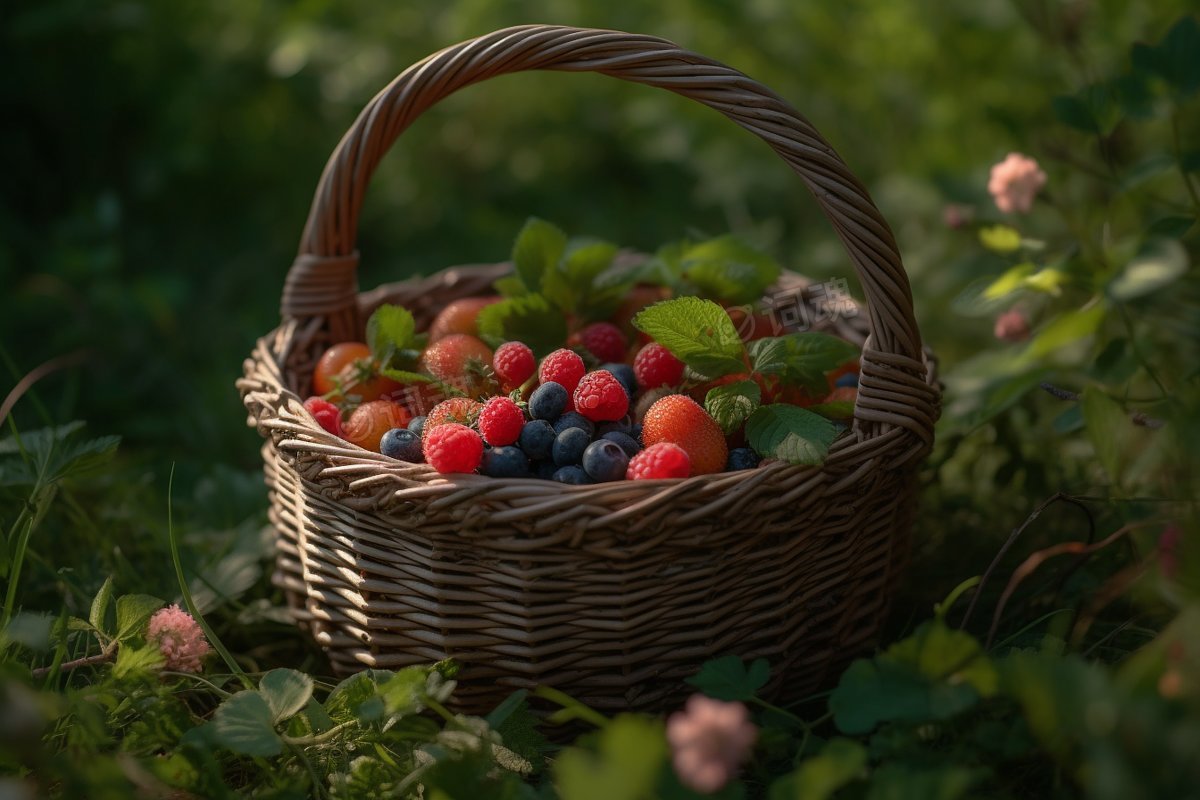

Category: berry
[601, 363, 637, 400]
[478, 396, 525, 446]
[727, 307, 782, 341]
[641, 395, 728, 476]
[529, 381, 569, 422]
[532, 459, 558, 480]
[343, 400, 411, 452]
[480, 445, 530, 478]
[595, 417, 632, 437]
[634, 343, 685, 391]
[626, 442, 691, 480]
[553, 411, 595, 439]
[579, 322, 627, 364]
[518, 420, 556, 460]
[424, 423, 484, 473]
[611, 285, 672, 337]
[493, 341, 536, 392]
[725, 447, 760, 472]
[407, 416, 427, 437]
[423, 397, 483, 440]
[601, 431, 642, 458]
[312, 342, 401, 403]
[429, 296, 500, 341]
[827, 360, 860, 390]
[573, 370, 630, 422]
[539, 349, 587, 394]
[825, 386, 858, 407]
[630, 423, 643, 444]
[582, 439, 630, 482]
[421, 334, 494, 385]
[552, 465, 591, 485]
[835, 372, 859, 388]
[552, 427, 591, 466]
[303, 396, 343, 437]
[381, 428, 424, 463]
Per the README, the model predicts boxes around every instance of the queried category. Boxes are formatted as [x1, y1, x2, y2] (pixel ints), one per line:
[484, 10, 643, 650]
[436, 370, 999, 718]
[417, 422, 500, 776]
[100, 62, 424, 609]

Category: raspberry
[641, 395, 728, 476]
[492, 341, 536, 392]
[424, 423, 484, 473]
[626, 442, 691, 480]
[634, 343, 685, 390]
[421, 334, 494, 386]
[303, 396, 343, 437]
[429, 296, 501, 341]
[539, 349, 587, 394]
[478, 396, 525, 446]
[820, 386, 857, 419]
[601, 363, 637, 400]
[423, 397, 483, 441]
[572, 370, 630, 422]
[579, 322, 627, 364]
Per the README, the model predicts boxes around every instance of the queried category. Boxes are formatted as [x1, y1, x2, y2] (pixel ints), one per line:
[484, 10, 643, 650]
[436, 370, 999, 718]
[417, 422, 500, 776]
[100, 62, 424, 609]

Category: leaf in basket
[476, 294, 568, 358]
[686, 655, 771, 701]
[751, 333, 858, 395]
[746, 404, 836, 466]
[554, 714, 668, 800]
[807, 400, 855, 421]
[512, 217, 567, 293]
[365, 304, 419, 366]
[680, 235, 782, 305]
[493, 275, 528, 298]
[633, 297, 746, 378]
[705, 380, 761, 435]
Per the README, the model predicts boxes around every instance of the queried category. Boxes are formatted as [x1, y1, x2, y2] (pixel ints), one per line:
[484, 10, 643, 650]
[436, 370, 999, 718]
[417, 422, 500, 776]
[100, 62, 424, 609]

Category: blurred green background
[0, 0, 1189, 466]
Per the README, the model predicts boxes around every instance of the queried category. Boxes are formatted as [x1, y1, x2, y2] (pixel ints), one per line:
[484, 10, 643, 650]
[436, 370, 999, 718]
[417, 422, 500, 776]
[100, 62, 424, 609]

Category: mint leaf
[686, 655, 771, 701]
[511, 217, 567, 293]
[211, 691, 284, 757]
[751, 333, 858, 394]
[476, 294, 567, 357]
[259, 668, 314, 725]
[705, 380, 761, 435]
[746, 403, 837, 465]
[681, 235, 782, 304]
[632, 297, 746, 377]
[365, 304, 417, 365]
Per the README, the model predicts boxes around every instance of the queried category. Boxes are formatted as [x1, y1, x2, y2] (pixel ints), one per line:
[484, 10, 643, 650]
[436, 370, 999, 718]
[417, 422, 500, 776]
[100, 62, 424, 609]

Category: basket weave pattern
[238, 25, 940, 712]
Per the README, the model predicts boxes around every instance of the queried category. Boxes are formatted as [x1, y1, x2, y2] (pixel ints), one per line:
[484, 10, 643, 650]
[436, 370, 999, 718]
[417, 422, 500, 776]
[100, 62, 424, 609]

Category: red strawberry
[428, 296, 501, 341]
[423, 397, 483, 441]
[641, 395, 728, 476]
[421, 334, 494, 394]
[342, 400, 411, 452]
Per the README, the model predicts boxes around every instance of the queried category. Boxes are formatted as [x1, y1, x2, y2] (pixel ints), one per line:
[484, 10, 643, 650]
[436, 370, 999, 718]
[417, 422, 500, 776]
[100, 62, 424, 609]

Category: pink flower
[994, 308, 1031, 342]
[146, 604, 211, 672]
[666, 695, 758, 794]
[988, 152, 1046, 214]
[942, 204, 974, 229]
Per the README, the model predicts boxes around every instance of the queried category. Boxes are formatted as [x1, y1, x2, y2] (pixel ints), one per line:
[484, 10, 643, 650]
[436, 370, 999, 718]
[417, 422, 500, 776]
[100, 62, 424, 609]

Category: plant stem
[32, 645, 115, 678]
[282, 720, 357, 747]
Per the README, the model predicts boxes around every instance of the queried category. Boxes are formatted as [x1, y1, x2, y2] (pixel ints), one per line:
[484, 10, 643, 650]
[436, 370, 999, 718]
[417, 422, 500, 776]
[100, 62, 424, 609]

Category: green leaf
[113, 642, 165, 678]
[379, 666, 430, 717]
[0, 422, 120, 487]
[680, 235, 781, 305]
[705, 380, 761, 435]
[807, 401, 855, 421]
[864, 764, 983, 800]
[326, 670, 394, 723]
[563, 240, 619, 285]
[493, 275, 529, 298]
[259, 668, 314, 725]
[746, 404, 837, 465]
[477, 294, 568, 357]
[1146, 215, 1195, 239]
[1051, 83, 1121, 135]
[486, 689, 529, 730]
[554, 714, 667, 800]
[3, 612, 55, 651]
[769, 739, 866, 800]
[89, 575, 115, 637]
[982, 262, 1036, 300]
[978, 225, 1022, 253]
[512, 217, 567, 293]
[211, 690, 283, 757]
[1081, 388, 1126, 483]
[1107, 239, 1188, 300]
[114, 594, 163, 641]
[366, 304, 417, 366]
[885, 622, 998, 698]
[686, 656, 771, 701]
[633, 297, 746, 377]
[751, 333, 858, 394]
[1131, 16, 1200, 96]
[1021, 267, 1069, 296]
[1025, 305, 1106, 358]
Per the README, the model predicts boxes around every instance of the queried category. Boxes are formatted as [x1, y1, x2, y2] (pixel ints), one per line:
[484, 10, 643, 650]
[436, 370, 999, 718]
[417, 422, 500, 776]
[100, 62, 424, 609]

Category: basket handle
[283, 25, 933, 444]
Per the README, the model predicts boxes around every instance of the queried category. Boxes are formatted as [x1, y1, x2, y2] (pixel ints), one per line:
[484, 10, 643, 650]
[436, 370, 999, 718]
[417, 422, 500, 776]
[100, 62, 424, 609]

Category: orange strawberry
[428, 296, 501, 341]
[422, 397, 484, 441]
[420, 334, 494, 395]
[642, 394, 728, 476]
[342, 400, 411, 452]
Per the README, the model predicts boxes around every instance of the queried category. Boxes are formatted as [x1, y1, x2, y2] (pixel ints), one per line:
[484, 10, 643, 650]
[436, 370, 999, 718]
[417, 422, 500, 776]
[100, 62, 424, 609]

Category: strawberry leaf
[807, 400, 856, 421]
[366, 305, 419, 367]
[705, 380, 761, 435]
[751, 333, 858, 394]
[680, 235, 782, 305]
[632, 297, 746, 378]
[477, 294, 567, 358]
[746, 403, 836, 465]
[511, 218, 567, 293]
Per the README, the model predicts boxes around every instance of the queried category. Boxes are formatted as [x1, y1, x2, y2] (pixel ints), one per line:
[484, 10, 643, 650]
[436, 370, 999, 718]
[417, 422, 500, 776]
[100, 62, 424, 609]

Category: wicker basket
[238, 25, 940, 714]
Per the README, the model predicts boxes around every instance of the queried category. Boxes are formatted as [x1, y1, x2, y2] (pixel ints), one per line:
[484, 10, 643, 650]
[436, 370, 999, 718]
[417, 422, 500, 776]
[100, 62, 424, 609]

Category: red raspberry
[642, 394, 728, 476]
[634, 343, 685, 390]
[478, 396, 525, 445]
[424, 423, 484, 473]
[573, 370, 630, 422]
[626, 442, 691, 480]
[303, 396, 343, 436]
[538, 349, 587, 394]
[579, 322, 627, 364]
[423, 397, 483, 441]
[492, 342, 535, 392]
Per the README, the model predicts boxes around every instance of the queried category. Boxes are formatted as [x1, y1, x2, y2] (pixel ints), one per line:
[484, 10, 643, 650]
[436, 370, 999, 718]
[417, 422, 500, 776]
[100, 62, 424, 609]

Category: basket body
[237, 25, 941, 714]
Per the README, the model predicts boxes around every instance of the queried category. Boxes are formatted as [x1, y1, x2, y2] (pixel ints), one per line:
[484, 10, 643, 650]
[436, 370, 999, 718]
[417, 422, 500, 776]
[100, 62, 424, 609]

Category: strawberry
[423, 397, 484, 440]
[420, 334, 494, 395]
[342, 400, 411, 452]
[641, 394, 728, 476]
[428, 296, 501, 341]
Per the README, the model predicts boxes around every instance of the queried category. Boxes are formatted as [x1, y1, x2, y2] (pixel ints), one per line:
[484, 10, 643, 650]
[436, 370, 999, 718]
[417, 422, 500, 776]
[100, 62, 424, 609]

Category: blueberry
[380, 428, 424, 462]
[725, 447, 760, 471]
[835, 372, 859, 388]
[582, 439, 630, 482]
[601, 431, 641, 458]
[595, 417, 632, 437]
[529, 381, 569, 421]
[518, 419, 556, 460]
[480, 445, 530, 478]
[552, 465, 591, 485]
[532, 459, 558, 480]
[630, 423, 643, 444]
[553, 411, 595, 438]
[406, 416, 427, 437]
[552, 426, 591, 466]
[601, 363, 637, 400]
